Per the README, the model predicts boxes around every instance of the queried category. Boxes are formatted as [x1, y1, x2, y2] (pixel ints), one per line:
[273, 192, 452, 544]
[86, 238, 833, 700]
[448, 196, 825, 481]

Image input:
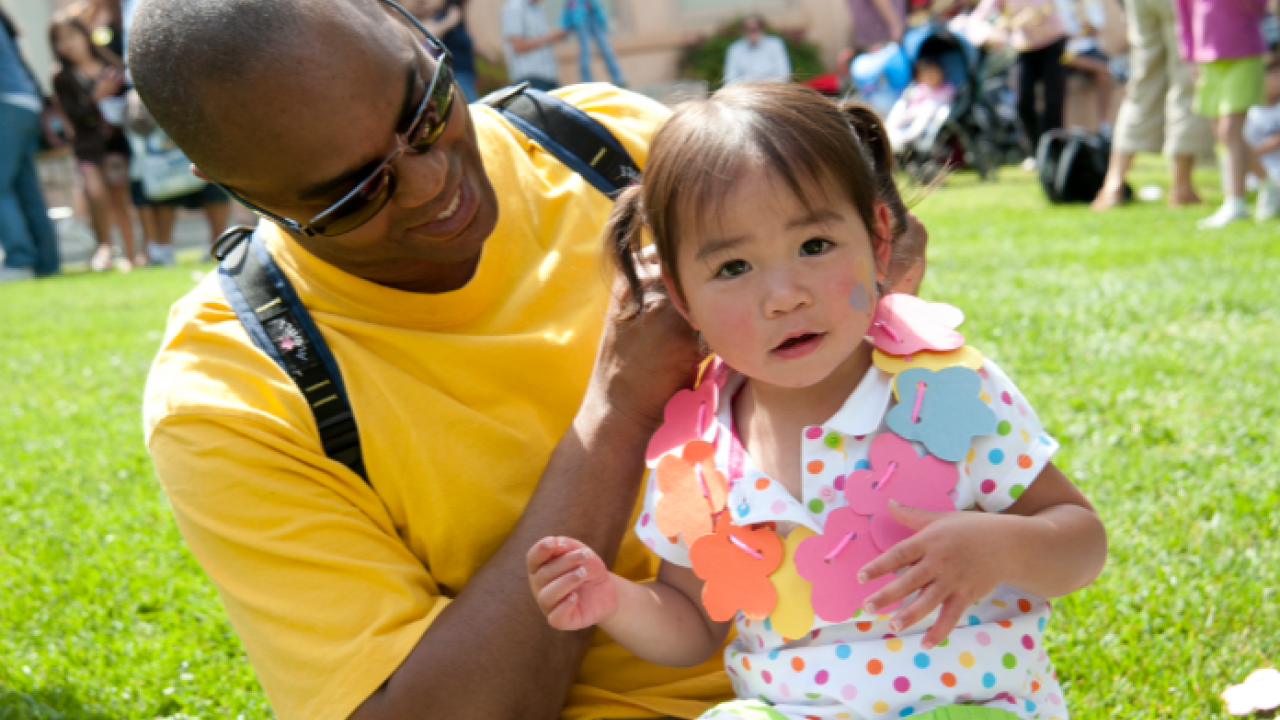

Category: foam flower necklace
[646, 294, 998, 634]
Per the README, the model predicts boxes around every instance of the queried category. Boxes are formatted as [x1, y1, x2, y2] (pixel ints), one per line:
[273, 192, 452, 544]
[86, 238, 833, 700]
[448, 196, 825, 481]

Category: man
[129, 0, 728, 718]
[502, 0, 567, 91]
[723, 15, 792, 85]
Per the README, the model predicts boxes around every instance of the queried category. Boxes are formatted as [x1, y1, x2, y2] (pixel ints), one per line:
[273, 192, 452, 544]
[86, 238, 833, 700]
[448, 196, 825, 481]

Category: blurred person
[502, 0, 566, 91]
[1243, 65, 1280, 219]
[1177, 0, 1270, 228]
[1057, 0, 1113, 137]
[562, 0, 625, 86]
[50, 14, 140, 271]
[847, 0, 906, 55]
[886, 57, 956, 149]
[1091, 0, 1213, 210]
[971, 0, 1069, 166]
[70, 0, 124, 58]
[723, 14, 791, 84]
[0, 7, 59, 281]
[428, 0, 478, 102]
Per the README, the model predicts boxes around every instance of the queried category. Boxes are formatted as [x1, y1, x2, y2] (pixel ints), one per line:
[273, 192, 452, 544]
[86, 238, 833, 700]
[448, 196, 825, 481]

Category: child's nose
[763, 272, 812, 317]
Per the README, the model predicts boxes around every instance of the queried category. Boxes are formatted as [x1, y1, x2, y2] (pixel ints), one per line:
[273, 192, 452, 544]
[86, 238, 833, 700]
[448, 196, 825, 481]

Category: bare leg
[203, 202, 231, 248]
[1092, 151, 1134, 209]
[152, 205, 177, 245]
[1221, 113, 1250, 200]
[1169, 154, 1201, 206]
[80, 162, 115, 270]
[102, 155, 139, 265]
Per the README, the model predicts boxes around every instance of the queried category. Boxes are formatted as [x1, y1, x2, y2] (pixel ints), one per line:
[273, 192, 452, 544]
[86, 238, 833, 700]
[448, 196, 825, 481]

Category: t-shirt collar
[820, 365, 894, 437]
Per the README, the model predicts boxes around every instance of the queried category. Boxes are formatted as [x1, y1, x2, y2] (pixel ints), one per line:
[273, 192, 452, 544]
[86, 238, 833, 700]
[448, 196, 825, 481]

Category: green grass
[1, 159, 1277, 718]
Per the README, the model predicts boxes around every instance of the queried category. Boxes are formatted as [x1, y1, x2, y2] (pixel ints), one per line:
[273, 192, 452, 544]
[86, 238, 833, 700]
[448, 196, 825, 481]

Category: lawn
[1, 160, 1277, 719]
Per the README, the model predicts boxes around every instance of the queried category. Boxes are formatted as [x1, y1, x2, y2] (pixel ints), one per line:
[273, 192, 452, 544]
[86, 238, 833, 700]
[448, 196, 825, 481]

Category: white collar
[713, 363, 893, 441]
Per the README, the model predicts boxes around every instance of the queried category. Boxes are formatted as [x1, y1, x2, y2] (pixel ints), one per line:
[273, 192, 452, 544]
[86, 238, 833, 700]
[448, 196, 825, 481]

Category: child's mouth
[772, 332, 824, 358]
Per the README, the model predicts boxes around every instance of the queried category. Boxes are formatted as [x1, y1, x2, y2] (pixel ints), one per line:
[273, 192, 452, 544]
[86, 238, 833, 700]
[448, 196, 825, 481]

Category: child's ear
[661, 269, 698, 331]
[873, 202, 894, 279]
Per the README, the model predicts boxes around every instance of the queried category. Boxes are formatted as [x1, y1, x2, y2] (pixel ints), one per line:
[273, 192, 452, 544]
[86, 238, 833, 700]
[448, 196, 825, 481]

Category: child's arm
[527, 536, 732, 667]
[856, 462, 1107, 649]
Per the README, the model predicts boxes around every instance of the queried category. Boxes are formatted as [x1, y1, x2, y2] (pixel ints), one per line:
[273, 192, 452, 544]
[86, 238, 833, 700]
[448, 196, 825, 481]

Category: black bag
[1035, 129, 1124, 204]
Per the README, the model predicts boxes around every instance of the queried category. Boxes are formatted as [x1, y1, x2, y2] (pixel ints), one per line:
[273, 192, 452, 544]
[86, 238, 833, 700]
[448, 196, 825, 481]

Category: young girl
[50, 13, 139, 271]
[527, 83, 1106, 720]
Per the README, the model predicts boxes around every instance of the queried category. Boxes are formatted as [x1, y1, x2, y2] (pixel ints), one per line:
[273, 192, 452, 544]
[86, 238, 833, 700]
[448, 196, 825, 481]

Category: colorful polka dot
[855, 459, 871, 470]
[815, 670, 829, 685]
[885, 638, 904, 652]
[988, 449, 1005, 464]
[755, 477, 770, 490]
[819, 485, 837, 502]
[737, 503, 750, 517]
[805, 427, 823, 440]
[980, 391, 992, 404]
[825, 432, 842, 449]
[640, 513, 649, 527]
[1000, 391, 1012, 405]
[768, 649, 780, 660]
[1017, 454, 1033, 469]
[779, 682, 790, 697]
[873, 701, 890, 713]
[1002, 653, 1017, 669]
[770, 500, 786, 514]
[1038, 617, 1047, 632]
[899, 707, 915, 717]
[856, 621, 873, 632]
[807, 460, 825, 474]
[1022, 635, 1035, 650]
[833, 474, 847, 491]
[836, 644, 852, 659]
[966, 448, 976, 462]
[791, 657, 805, 671]
[913, 652, 930, 668]
[980, 479, 996, 494]
[808, 498, 825, 514]
[959, 652, 976, 668]
[982, 672, 996, 688]
[1018, 599, 1032, 613]
[941, 672, 957, 687]
[761, 670, 772, 684]
[997, 420, 1012, 436]
[1020, 428, 1031, 443]
[867, 659, 884, 675]
[996, 620, 1013, 628]
[893, 676, 911, 692]
[841, 684, 858, 701]
[975, 632, 991, 646]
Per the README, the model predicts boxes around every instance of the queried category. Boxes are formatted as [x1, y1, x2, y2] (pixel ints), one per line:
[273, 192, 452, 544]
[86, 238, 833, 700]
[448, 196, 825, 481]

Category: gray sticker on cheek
[849, 281, 871, 313]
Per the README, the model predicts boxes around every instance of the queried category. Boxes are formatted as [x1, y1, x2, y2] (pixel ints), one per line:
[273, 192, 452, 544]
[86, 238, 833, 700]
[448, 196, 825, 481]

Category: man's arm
[508, 30, 568, 52]
[350, 270, 704, 720]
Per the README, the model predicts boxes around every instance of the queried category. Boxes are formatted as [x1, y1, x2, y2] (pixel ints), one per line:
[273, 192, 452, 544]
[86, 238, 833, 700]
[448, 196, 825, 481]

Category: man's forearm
[509, 34, 555, 53]
[350, 401, 656, 720]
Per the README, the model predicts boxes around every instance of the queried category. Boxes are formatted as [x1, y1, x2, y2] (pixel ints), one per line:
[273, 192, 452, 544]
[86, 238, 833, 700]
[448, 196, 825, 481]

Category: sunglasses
[214, 0, 456, 238]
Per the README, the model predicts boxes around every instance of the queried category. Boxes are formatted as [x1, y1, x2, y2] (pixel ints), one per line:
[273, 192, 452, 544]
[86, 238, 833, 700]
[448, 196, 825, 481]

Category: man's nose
[390, 144, 450, 210]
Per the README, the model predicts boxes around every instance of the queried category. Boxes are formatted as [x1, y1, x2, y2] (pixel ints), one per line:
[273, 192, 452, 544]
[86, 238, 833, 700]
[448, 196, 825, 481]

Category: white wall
[2, 0, 59, 93]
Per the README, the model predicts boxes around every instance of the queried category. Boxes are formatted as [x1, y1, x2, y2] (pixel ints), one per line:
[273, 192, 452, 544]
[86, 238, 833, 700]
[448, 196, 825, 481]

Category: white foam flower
[1222, 668, 1280, 716]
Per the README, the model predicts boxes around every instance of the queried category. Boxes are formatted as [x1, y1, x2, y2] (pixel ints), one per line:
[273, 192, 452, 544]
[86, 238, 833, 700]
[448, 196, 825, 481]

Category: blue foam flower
[886, 366, 997, 461]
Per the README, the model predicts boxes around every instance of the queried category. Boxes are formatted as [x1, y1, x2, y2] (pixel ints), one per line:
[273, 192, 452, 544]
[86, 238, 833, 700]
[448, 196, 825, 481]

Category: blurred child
[886, 57, 957, 150]
[1243, 66, 1280, 221]
[1175, 0, 1270, 228]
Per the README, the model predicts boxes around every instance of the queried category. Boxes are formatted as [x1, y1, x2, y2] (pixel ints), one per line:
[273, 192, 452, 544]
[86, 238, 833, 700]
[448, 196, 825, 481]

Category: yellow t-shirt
[142, 84, 731, 720]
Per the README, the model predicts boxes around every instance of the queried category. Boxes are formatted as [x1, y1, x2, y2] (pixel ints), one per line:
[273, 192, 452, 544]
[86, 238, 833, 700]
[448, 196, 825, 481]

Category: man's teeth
[434, 188, 462, 221]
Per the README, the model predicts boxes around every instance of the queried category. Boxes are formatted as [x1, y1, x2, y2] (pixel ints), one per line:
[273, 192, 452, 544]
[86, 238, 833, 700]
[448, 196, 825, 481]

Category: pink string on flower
[729, 533, 764, 560]
[874, 461, 899, 492]
[694, 462, 711, 500]
[824, 530, 858, 563]
[875, 321, 901, 344]
[911, 381, 926, 423]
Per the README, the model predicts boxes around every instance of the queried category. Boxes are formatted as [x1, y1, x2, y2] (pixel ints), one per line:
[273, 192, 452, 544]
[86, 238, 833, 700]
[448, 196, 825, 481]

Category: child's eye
[800, 238, 833, 256]
[715, 260, 751, 278]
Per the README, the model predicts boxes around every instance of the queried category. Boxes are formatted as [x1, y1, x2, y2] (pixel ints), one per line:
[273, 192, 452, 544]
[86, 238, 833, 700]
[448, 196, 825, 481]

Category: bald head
[127, 0, 394, 173]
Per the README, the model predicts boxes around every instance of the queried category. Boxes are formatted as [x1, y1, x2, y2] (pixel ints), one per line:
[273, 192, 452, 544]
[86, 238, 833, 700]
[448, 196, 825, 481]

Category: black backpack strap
[214, 227, 368, 482]
[482, 83, 641, 196]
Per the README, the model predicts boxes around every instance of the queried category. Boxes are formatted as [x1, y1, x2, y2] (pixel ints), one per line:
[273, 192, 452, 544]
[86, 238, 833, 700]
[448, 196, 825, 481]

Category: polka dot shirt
[634, 357, 1067, 720]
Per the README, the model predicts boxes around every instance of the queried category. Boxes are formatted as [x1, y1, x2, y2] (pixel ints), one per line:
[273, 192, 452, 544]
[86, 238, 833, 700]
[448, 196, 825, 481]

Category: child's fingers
[858, 537, 923, 585]
[535, 566, 589, 616]
[546, 592, 589, 631]
[526, 536, 582, 575]
[531, 547, 599, 591]
[921, 595, 968, 650]
[863, 558, 931, 614]
[887, 581, 947, 633]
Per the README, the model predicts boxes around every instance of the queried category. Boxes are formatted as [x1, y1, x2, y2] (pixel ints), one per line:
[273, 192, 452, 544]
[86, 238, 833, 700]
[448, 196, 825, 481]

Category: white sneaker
[1256, 181, 1280, 221]
[90, 244, 114, 272]
[146, 243, 177, 267]
[1197, 201, 1250, 229]
[1020, 157, 1037, 172]
[0, 266, 35, 282]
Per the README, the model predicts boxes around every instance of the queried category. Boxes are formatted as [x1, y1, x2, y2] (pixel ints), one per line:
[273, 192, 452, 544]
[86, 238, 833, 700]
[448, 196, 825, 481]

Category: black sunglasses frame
[211, 0, 455, 238]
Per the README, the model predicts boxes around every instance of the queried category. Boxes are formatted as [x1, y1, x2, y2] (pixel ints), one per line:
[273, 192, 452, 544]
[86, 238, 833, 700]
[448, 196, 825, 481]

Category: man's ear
[191, 164, 211, 181]
[661, 268, 698, 331]
[873, 202, 893, 280]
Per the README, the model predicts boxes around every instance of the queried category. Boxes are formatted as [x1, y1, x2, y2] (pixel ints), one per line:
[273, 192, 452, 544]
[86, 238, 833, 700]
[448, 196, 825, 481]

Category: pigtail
[604, 184, 649, 318]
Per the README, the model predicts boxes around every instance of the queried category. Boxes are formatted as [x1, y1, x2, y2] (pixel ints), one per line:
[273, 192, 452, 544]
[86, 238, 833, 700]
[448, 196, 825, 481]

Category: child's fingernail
[890, 620, 902, 633]
[864, 602, 876, 613]
[922, 640, 935, 651]
[575, 567, 586, 578]
[857, 572, 868, 584]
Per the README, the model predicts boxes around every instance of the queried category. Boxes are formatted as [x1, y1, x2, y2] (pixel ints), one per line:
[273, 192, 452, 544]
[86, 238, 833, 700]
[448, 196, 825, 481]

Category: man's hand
[582, 256, 703, 435]
[528, 537, 620, 631]
[857, 502, 1017, 649]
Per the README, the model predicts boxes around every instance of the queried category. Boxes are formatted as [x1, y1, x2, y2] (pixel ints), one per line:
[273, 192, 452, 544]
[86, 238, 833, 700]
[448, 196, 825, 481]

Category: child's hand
[527, 536, 620, 631]
[856, 501, 1022, 649]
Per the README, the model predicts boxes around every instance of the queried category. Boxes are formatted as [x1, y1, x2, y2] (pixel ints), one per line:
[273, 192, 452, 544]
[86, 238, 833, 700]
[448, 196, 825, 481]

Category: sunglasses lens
[415, 62, 455, 151]
[313, 172, 396, 237]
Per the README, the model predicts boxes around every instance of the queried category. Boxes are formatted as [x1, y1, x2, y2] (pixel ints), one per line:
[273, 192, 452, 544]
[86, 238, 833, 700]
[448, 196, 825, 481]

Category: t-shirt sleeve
[965, 357, 1060, 513]
[501, 2, 525, 38]
[148, 411, 445, 720]
[632, 470, 694, 568]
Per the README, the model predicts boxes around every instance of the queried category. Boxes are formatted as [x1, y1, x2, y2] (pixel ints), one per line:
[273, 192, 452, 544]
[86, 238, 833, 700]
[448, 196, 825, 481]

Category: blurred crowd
[3, 0, 1279, 282]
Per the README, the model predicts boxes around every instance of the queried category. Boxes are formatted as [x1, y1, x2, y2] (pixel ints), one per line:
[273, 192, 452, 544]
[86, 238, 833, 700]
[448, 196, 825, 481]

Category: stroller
[852, 19, 1024, 182]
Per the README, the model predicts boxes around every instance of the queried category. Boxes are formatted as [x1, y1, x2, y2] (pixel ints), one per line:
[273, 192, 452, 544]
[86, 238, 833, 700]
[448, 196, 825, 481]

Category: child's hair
[915, 57, 943, 77]
[607, 82, 911, 315]
[49, 13, 123, 71]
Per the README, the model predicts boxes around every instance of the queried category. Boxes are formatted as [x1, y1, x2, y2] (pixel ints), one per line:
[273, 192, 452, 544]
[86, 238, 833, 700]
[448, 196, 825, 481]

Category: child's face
[918, 65, 945, 89]
[671, 167, 889, 390]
